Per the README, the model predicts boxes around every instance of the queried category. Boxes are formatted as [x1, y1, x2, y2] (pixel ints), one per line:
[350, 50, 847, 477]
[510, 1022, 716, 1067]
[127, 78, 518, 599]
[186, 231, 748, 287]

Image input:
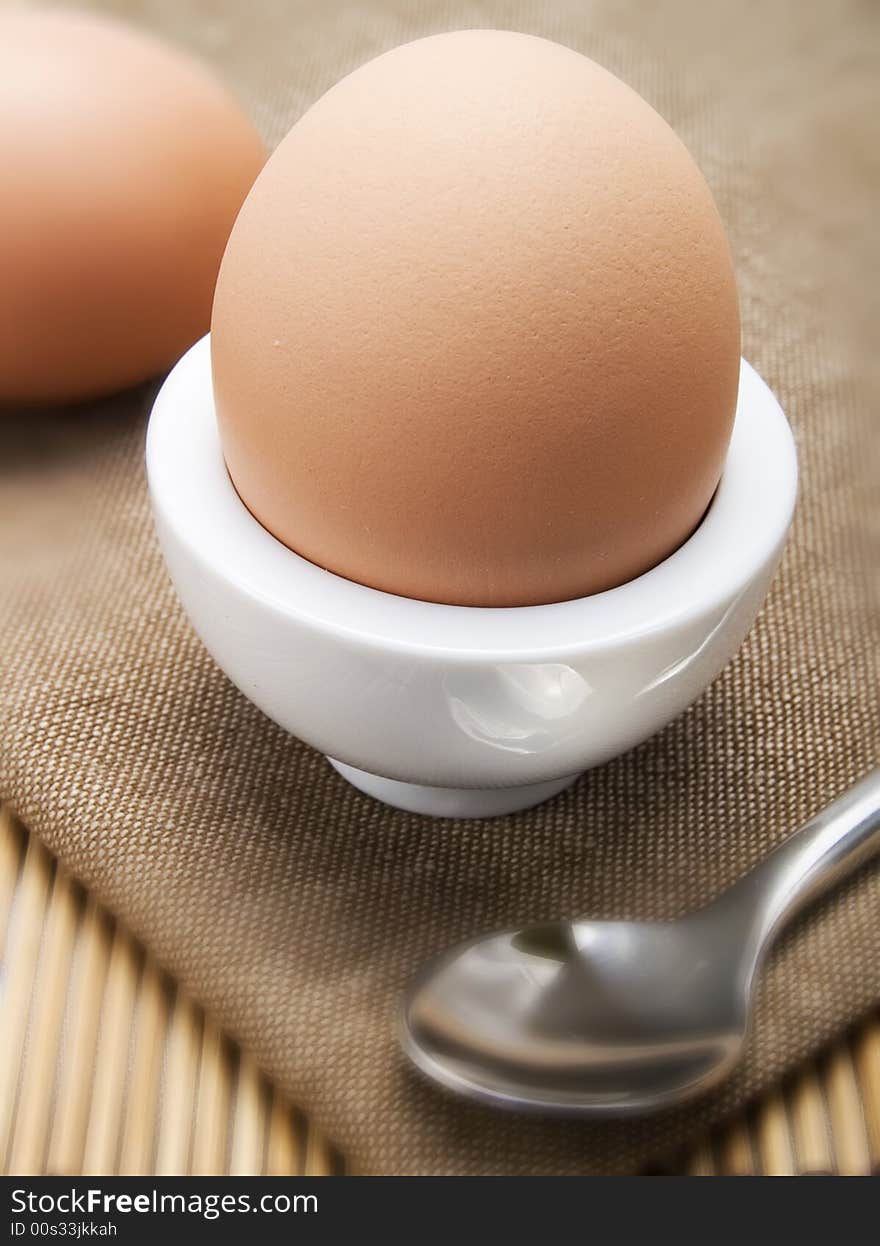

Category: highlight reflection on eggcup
[146, 32, 797, 818]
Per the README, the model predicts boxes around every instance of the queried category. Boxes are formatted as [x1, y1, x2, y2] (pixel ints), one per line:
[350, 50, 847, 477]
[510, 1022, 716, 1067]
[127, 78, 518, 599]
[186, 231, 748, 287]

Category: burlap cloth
[1, 0, 878, 1175]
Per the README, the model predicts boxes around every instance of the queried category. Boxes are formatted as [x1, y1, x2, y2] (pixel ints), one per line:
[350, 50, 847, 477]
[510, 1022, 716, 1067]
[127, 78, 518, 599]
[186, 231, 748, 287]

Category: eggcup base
[327, 758, 580, 818]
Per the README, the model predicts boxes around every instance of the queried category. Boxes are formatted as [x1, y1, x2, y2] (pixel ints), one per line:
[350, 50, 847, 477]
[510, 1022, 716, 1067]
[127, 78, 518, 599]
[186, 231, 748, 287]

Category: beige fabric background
[1, 0, 878, 1175]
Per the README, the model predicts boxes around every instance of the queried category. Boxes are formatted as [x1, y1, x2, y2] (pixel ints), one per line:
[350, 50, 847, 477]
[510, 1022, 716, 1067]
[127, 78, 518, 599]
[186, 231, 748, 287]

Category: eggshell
[0, 10, 266, 403]
[212, 30, 740, 607]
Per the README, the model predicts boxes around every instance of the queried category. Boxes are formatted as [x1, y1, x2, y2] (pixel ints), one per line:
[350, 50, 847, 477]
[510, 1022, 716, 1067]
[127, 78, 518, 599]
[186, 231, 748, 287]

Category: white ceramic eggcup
[146, 336, 797, 819]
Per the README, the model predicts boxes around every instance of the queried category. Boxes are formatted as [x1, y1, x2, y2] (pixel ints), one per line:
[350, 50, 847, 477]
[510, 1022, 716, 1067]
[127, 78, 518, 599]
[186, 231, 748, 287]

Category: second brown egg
[0, 9, 266, 404]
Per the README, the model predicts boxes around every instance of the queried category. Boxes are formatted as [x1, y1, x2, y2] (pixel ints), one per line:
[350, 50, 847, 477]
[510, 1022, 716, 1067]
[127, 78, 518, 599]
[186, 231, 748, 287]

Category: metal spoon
[401, 770, 880, 1116]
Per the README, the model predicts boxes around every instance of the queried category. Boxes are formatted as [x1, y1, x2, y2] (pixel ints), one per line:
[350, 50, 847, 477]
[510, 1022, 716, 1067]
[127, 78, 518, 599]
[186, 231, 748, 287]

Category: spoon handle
[722, 769, 880, 952]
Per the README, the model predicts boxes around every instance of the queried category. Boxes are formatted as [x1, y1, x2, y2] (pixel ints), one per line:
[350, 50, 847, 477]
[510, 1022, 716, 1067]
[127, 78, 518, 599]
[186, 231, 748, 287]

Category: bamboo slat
[0, 834, 55, 1164]
[824, 1043, 871, 1175]
[228, 1055, 268, 1177]
[6, 865, 81, 1175]
[854, 1021, 880, 1172]
[118, 957, 170, 1174]
[754, 1089, 796, 1176]
[191, 1023, 232, 1175]
[1, 806, 877, 1177]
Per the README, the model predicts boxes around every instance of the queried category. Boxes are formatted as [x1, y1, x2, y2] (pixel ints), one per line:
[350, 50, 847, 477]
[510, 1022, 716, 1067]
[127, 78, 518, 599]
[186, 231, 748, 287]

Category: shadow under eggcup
[146, 335, 797, 819]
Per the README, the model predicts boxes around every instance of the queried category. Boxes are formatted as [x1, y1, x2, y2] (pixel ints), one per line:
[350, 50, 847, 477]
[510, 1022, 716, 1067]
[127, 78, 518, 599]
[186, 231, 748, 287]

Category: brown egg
[212, 31, 740, 607]
[0, 10, 265, 403]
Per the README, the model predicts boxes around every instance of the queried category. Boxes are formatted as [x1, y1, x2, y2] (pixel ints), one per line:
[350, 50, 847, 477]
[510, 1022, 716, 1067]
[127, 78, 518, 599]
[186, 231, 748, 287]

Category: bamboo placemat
[1, 804, 877, 1176]
[0, 807, 343, 1177]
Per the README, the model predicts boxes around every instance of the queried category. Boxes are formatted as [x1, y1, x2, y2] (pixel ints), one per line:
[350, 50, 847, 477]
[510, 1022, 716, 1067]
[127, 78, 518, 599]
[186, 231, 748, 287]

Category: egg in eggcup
[146, 33, 797, 817]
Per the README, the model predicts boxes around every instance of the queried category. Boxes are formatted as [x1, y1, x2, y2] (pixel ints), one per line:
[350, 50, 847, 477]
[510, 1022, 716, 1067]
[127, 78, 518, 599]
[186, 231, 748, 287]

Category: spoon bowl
[402, 772, 880, 1114]
[402, 917, 751, 1114]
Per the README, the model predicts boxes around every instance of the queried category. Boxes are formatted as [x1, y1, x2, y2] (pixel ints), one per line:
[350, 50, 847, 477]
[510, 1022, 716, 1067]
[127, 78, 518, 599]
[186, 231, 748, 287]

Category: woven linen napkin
[1, 0, 878, 1174]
